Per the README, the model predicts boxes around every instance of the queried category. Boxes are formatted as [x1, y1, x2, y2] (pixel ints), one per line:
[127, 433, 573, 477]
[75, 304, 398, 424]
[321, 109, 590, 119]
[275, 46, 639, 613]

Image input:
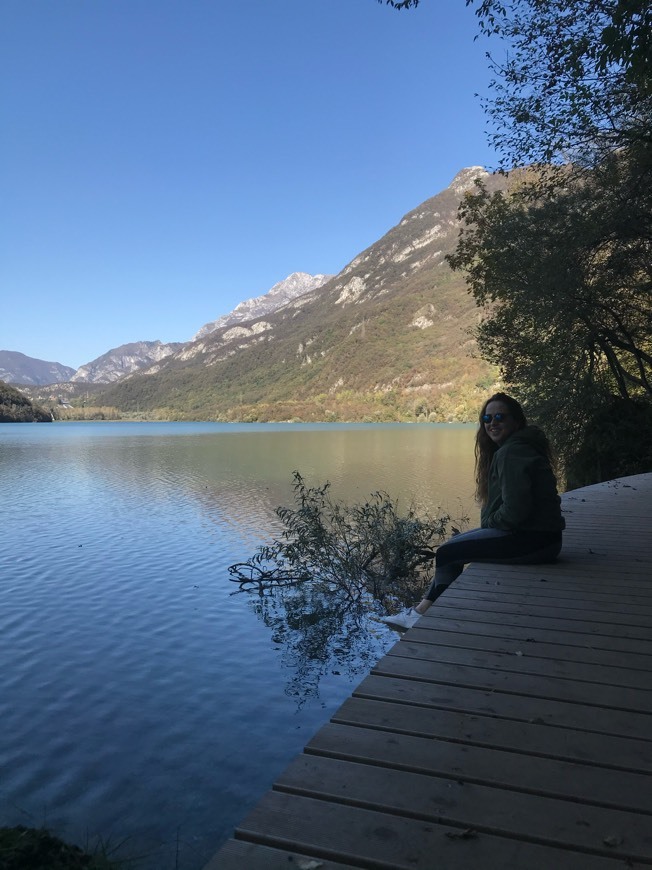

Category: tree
[380, 0, 421, 8]
[380, 0, 650, 167]
[0, 381, 52, 423]
[448, 143, 652, 476]
[472, 0, 651, 169]
[440, 0, 651, 480]
[381, 0, 651, 481]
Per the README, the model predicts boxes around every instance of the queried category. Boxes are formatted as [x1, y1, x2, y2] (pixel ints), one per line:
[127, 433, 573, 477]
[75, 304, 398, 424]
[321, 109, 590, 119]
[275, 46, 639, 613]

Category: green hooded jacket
[481, 426, 565, 532]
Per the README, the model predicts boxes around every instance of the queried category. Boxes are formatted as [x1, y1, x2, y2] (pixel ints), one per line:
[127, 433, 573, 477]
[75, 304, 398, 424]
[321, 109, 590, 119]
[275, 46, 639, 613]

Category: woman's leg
[416, 527, 512, 613]
[415, 528, 562, 614]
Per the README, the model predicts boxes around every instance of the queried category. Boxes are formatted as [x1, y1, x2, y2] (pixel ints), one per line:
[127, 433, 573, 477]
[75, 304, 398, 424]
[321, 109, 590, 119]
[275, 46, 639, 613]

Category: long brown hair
[474, 392, 527, 504]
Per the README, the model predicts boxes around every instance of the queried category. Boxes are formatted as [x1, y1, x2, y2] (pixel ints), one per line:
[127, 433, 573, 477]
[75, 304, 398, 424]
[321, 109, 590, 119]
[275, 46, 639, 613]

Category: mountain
[96, 167, 507, 422]
[0, 350, 75, 385]
[193, 272, 333, 340]
[69, 340, 184, 384]
[8, 275, 330, 392]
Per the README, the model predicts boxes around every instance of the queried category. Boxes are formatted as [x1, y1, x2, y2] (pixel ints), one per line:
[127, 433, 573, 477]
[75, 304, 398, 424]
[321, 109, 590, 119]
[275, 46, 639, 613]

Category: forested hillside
[0, 381, 51, 422]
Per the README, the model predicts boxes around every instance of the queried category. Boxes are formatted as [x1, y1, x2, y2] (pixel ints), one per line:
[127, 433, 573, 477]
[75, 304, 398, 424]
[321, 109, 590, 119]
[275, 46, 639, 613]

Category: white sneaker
[380, 607, 421, 630]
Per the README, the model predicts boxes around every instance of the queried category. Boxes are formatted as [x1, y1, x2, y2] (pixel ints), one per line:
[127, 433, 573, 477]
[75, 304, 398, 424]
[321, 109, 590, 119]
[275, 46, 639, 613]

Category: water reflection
[248, 587, 387, 708]
[6, 421, 478, 544]
[0, 422, 478, 869]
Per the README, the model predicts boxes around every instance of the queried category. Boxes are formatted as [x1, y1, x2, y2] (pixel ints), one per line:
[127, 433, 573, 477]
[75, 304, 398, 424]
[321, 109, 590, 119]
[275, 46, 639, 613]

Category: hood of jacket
[503, 425, 550, 456]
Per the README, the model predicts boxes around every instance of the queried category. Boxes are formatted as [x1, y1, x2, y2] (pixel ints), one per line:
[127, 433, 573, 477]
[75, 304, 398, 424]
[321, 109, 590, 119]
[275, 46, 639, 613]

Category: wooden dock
[205, 473, 652, 869]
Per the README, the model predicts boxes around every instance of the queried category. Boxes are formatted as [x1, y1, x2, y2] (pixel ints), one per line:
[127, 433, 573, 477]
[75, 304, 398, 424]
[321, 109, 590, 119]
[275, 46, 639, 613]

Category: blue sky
[2, 0, 497, 370]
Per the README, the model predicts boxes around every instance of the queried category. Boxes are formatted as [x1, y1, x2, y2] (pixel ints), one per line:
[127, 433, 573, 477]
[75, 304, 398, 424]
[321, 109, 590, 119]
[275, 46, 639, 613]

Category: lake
[0, 421, 478, 868]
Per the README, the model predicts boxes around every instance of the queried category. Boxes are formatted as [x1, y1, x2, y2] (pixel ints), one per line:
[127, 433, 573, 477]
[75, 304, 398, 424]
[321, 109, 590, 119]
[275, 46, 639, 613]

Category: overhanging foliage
[229, 471, 458, 609]
[448, 143, 652, 473]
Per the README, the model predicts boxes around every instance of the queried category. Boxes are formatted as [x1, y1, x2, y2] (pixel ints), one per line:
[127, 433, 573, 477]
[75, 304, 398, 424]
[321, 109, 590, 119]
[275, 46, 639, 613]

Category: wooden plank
[437, 589, 652, 617]
[404, 626, 652, 670]
[406, 617, 652, 657]
[424, 598, 652, 627]
[372, 654, 652, 712]
[453, 576, 652, 595]
[410, 608, 652, 657]
[447, 575, 652, 597]
[203, 839, 361, 869]
[332, 696, 652, 772]
[456, 574, 652, 591]
[450, 568, 649, 587]
[305, 722, 652, 813]
[448, 581, 652, 598]
[452, 559, 651, 576]
[412, 606, 652, 641]
[562, 519, 648, 529]
[354, 674, 652, 740]
[234, 791, 637, 870]
[427, 608, 652, 634]
[560, 532, 650, 539]
[276, 754, 652, 863]
[386, 638, 652, 690]
[564, 509, 651, 517]
[563, 509, 650, 517]
[449, 586, 652, 603]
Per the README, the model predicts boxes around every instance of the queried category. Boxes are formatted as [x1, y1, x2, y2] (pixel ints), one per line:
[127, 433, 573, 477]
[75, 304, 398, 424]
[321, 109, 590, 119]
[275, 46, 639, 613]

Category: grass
[0, 826, 127, 869]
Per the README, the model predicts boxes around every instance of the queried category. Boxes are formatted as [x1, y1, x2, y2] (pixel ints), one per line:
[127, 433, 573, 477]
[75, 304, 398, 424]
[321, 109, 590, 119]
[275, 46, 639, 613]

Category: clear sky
[2, 0, 498, 370]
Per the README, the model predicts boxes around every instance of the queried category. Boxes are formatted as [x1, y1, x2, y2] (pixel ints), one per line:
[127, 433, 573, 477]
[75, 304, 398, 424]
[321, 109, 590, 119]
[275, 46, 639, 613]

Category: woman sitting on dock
[382, 392, 565, 630]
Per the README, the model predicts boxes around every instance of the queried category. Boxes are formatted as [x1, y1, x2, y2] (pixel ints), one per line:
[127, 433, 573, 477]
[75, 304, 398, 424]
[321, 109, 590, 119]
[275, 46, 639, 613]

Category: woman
[382, 392, 565, 630]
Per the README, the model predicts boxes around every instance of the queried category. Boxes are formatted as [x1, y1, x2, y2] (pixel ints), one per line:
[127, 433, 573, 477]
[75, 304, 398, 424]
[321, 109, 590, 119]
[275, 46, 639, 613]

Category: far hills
[15, 166, 507, 422]
[0, 351, 75, 386]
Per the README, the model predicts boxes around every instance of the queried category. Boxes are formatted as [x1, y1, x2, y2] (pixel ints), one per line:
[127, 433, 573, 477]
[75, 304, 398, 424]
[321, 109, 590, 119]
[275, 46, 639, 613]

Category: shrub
[0, 826, 123, 869]
[229, 471, 459, 610]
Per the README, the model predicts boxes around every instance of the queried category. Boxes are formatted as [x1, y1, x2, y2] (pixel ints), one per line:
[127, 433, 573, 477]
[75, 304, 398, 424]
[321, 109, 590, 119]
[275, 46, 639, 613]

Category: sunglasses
[482, 412, 511, 423]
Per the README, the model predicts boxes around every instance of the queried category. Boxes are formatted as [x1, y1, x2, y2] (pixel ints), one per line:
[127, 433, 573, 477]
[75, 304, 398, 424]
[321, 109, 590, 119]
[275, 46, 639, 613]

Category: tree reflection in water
[231, 471, 460, 705]
[248, 584, 391, 707]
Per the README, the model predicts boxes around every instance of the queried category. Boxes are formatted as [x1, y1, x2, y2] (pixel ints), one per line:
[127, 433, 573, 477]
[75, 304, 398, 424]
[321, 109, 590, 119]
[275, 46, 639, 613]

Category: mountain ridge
[3, 273, 333, 387]
[13, 166, 506, 421]
[0, 351, 75, 386]
[69, 340, 185, 384]
[95, 166, 505, 421]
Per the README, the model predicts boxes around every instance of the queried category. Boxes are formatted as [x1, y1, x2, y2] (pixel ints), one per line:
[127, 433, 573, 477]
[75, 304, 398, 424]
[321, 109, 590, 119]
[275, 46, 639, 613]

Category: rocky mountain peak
[448, 165, 490, 196]
[192, 272, 333, 340]
[70, 340, 183, 384]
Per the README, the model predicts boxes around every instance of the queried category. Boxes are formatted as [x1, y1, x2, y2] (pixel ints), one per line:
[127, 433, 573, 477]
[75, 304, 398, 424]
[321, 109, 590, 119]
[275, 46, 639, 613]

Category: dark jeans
[425, 526, 563, 602]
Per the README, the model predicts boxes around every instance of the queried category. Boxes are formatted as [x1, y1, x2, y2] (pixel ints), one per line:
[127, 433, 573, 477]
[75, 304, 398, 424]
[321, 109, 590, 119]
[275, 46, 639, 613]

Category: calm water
[0, 422, 477, 868]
